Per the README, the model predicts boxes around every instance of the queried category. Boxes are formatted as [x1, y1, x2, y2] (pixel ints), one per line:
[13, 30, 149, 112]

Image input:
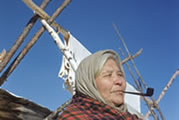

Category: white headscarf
[75, 49, 127, 112]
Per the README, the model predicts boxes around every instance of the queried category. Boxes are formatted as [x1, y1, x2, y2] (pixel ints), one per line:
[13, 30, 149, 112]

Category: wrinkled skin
[96, 58, 126, 107]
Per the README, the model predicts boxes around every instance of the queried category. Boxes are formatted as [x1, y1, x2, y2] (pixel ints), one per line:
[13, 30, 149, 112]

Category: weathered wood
[23, 0, 49, 20]
[0, 0, 72, 86]
[0, 49, 6, 63]
[121, 48, 143, 64]
[41, 19, 76, 71]
[0, 0, 51, 73]
[119, 48, 141, 89]
[0, 88, 51, 120]
[23, 0, 70, 41]
[144, 70, 179, 119]
[120, 48, 158, 119]
[44, 99, 72, 120]
[113, 24, 164, 120]
[113, 24, 148, 89]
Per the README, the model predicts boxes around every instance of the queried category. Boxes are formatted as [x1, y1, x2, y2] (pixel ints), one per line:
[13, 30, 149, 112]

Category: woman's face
[96, 58, 126, 107]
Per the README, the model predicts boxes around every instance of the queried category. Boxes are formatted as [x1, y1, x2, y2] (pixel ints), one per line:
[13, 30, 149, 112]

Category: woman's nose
[112, 74, 123, 85]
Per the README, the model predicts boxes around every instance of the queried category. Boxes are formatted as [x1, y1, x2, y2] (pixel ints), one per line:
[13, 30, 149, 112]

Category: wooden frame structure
[0, 0, 178, 119]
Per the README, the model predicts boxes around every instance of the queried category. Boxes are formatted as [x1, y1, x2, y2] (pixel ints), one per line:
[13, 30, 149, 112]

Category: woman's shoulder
[58, 103, 88, 120]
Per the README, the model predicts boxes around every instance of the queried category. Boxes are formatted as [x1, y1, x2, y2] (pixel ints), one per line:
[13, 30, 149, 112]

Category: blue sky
[0, 0, 178, 119]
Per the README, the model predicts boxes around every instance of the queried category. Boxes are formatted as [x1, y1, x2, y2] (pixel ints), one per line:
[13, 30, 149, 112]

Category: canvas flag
[58, 32, 141, 113]
[58, 32, 91, 93]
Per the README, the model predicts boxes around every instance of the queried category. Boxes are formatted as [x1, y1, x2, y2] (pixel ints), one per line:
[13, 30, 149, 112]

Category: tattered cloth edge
[58, 32, 91, 94]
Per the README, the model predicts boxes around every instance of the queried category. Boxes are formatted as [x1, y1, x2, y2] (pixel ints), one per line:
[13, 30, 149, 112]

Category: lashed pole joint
[113, 24, 164, 120]
[0, 0, 72, 86]
[40, 19, 77, 71]
[121, 48, 143, 64]
[0, 0, 51, 73]
[144, 70, 179, 119]
[23, 0, 70, 41]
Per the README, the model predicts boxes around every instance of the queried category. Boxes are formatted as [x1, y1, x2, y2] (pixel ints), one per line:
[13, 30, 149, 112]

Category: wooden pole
[145, 70, 179, 119]
[121, 48, 143, 64]
[113, 24, 164, 120]
[113, 24, 148, 89]
[0, 0, 51, 73]
[119, 48, 141, 89]
[40, 19, 77, 71]
[120, 48, 159, 120]
[0, 49, 6, 63]
[43, 99, 72, 120]
[0, 0, 72, 86]
[23, 0, 69, 41]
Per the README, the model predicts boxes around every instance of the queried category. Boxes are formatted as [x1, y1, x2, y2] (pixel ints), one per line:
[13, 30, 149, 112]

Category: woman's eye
[117, 73, 123, 77]
[104, 74, 111, 77]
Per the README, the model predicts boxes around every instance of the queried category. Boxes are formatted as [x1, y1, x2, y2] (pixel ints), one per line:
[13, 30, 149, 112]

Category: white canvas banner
[58, 32, 91, 93]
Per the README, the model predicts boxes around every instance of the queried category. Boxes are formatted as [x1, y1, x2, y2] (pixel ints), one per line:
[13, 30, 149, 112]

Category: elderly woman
[58, 50, 143, 120]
